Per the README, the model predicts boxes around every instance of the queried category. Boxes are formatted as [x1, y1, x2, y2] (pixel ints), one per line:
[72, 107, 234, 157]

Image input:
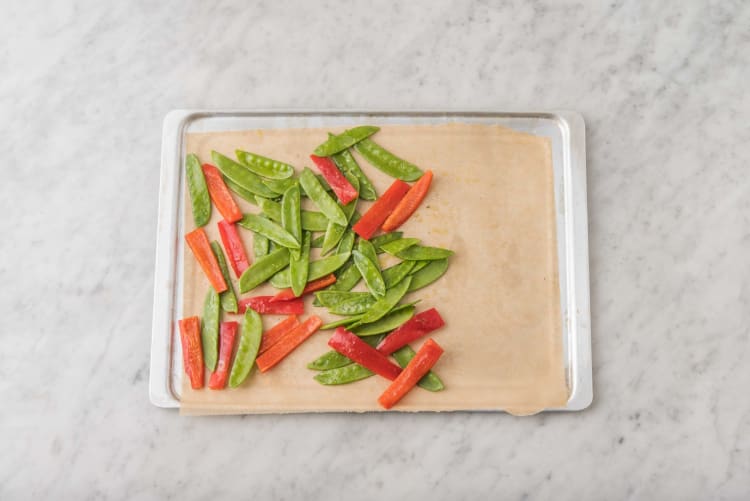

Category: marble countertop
[3, 1, 748, 499]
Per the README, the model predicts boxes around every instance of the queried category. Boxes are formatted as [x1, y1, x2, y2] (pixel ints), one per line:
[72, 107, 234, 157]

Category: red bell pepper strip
[178, 316, 204, 389]
[381, 170, 433, 232]
[217, 219, 250, 277]
[378, 338, 444, 409]
[270, 274, 337, 302]
[352, 179, 411, 240]
[238, 296, 305, 315]
[328, 327, 402, 380]
[201, 163, 242, 223]
[376, 307, 445, 355]
[208, 321, 238, 390]
[256, 316, 323, 372]
[310, 154, 358, 205]
[258, 315, 300, 355]
[185, 228, 228, 292]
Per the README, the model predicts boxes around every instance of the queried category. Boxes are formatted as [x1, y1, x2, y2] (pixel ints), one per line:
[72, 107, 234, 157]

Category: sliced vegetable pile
[179, 126, 452, 409]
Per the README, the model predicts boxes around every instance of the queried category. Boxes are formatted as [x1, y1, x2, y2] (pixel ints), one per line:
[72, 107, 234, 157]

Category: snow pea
[357, 239, 379, 266]
[299, 167, 348, 226]
[396, 245, 454, 261]
[393, 345, 444, 391]
[354, 138, 424, 182]
[311, 233, 325, 248]
[210, 151, 278, 198]
[210, 241, 238, 313]
[235, 149, 295, 179]
[336, 229, 356, 255]
[314, 364, 373, 385]
[201, 288, 220, 371]
[371, 232, 403, 253]
[269, 252, 351, 288]
[320, 315, 364, 331]
[314, 126, 380, 156]
[312, 258, 361, 307]
[408, 258, 449, 291]
[352, 250, 386, 298]
[225, 177, 259, 205]
[315, 291, 376, 315]
[237, 214, 300, 250]
[308, 334, 384, 371]
[382, 260, 416, 289]
[358, 276, 412, 323]
[281, 184, 302, 252]
[228, 309, 263, 388]
[321, 176, 359, 255]
[409, 260, 430, 274]
[351, 304, 415, 336]
[379, 238, 420, 256]
[185, 153, 211, 227]
[289, 232, 311, 297]
[345, 300, 419, 330]
[332, 145, 377, 201]
[262, 177, 298, 196]
[257, 198, 329, 232]
[253, 232, 269, 258]
[239, 247, 290, 293]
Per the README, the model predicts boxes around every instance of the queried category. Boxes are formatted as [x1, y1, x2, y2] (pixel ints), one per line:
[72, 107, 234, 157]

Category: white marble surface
[2, 0, 748, 499]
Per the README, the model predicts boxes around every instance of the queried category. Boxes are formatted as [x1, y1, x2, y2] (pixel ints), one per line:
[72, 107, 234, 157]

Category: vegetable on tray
[185, 228, 227, 292]
[310, 154, 359, 205]
[228, 309, 263, 388]
[256, 316, 323, 372]
[208, 321, 238, 390]
[201, 163, 243, 223]
[210, 241, 238, 313]
[217, 219, 250, 278]
[185, 153, 211, 227]
[378, 338, 444, 409]
[352, 179, 410, 240]
[178, 316, 204, 389]
[271, 273, 336, 302]
[327, 327, 402, 380]
[258, 315, 300, 355]
[238, 296, 305, 315]
[381, 170, 433, 232]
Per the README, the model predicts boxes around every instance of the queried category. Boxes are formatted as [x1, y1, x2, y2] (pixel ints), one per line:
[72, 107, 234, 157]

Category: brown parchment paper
[179, 123, 568, 415]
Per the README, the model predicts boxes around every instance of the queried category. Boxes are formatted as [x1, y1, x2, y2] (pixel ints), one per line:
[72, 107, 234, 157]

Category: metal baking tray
[149, 110, 592, 411]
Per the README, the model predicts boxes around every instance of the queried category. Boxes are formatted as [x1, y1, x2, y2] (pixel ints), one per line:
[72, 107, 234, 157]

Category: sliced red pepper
[352, 179, 411, 240]
[178, 316, 204, 389]
[208, 321, 238, 390]
[259, 315, 300, 355]
[310, 154, 358, 205]
[201, 163, 242, 223]
[376, 307, 445, 355]
[381, 170, 433, 232]
[270, 274, 337, 302]
[217, 219, 250, 277]
[256, 316, 323, 372]
[328, 327, 402, 380]
[238, 296, 305, 315]
[185, 228, 227, 292]
[378, 338, 444, 409]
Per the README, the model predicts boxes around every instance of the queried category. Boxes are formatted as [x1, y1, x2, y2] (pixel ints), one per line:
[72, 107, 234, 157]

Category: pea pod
[354, 138, 424, 182]
[352, 304, 415, 336]
[382, 260, 416, 289]
[315, 291, 376, 315]
[235, 150, 295, 179]
[357, 239, 379, 266]
[346, 301, 419, 330]
[314, 126, 380, 156]
[408, 258, 449, 291]
[228, 309, 263, 388]
[253, 232, 269, 258]
[225, 178, 259, 205]
[237, 214, 300, 250]
[311, 234, 325, 248]
[393, 345, 444, 391]
[289, 232, 311, 297]
[270, 252, 351, 288]
[299, 167, 348, 226]
[379, 238, 420, 256]
[210, 151, 278, 198]
[210, 241, 238, 313]
[185, 153, 211, 227]
[321, 177, 359, 255]
[262, 177, 298, 196]
[332, 146, 377, 201]
[320, 315, 364, 331]
[409, 260, 430, 274]
[201, 288, 220, 371]
[396, 245, 454, 261]
[308, 335, 384, 371]
[312, 259, 361, 306]
[358, 276, 412, 323]
[239, 247, 290, 293]
[281, 184, 302, 252]
[335, 230, 356, 255]
[314, 364, 374, 385]
[352, 250, 386, 298]
[371, 232, 403, 253]
[257, 198, 329, 232]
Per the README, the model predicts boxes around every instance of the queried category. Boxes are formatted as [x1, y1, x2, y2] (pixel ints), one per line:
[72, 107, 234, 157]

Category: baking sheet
[150, 110, 592, 414]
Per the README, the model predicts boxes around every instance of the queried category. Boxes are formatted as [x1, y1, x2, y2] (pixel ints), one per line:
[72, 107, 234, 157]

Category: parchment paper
[179, 123, 568, 415]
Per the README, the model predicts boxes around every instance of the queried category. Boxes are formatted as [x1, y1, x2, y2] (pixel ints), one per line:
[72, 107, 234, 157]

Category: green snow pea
[262, 177, 298, 196]
[409, 260, 430, 274]
[311, 233, 325, 248]
[315, 291, 376, 315]
[185, 153, 211, 227]
[320, 315, 364, 330]
[299, 167, 347, 226]
[371, 232, 403, 253]
[408, 258, 449, 291]
[289, 232, 311, 297]
[210, 151, 278, 198]
[314, 364, 374, 385]
[321, 177, 359, 255]
[257, 198, 329, 232]
[332, 145, 377, 201]
[393, 345, 444, 391]
[312, 258, 361, 307]
[308, 334, 384, 371]
[358, 276, 412, 323]
[351, 304, 415, 336]
[201, 287, 220, 371]
[352, 250, 385, 298]
[382, 260, 416, 289]
[379, 238, 420, 256]
[235, 150, 295, 180]
[396, 245, 454, 261]
[346, 301, 419, 330]
[253, 232, 269, 258]
[336, 230, 356, 255]
[210, 241, 238, 313]
[225, 177, 259, 205]
[228, 309, 263, 388]
[269, 252, 351, 288]
[239, 247, 290, 293]
[357, 239, 379, 266]
[281, 184, 302, 252]
[354, 138, 424, 182]
[313, 126, 380, 156]
[237, 214, 300, 250]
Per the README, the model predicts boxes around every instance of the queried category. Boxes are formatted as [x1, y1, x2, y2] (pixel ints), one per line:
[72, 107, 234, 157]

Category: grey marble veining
[1, 0, 748, 499]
